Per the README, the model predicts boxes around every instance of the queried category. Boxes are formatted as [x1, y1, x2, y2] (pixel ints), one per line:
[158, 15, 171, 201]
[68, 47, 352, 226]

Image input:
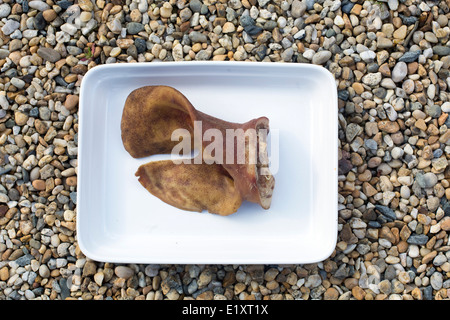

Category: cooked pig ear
[135, 161, 242, 216]
[121, 86, 196, 159]
[121, 85, 275, 211]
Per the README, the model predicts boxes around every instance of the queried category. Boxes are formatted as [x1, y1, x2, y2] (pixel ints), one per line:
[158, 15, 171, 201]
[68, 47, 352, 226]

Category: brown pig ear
[121, 86, 196, 159]
[135, 161, 242, 216]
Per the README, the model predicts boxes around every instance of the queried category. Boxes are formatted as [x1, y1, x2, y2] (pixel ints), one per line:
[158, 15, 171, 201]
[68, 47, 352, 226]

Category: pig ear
[121, 86, 196, 159]
[135, 161, 242, 216]
[122, 85, 275, 212]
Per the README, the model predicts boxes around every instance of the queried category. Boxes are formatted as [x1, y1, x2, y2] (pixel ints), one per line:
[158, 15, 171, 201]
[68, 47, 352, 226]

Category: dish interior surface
[77, 62, 338, 264]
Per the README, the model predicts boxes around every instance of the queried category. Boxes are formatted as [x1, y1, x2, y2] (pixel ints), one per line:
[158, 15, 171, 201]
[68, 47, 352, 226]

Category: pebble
[114, 266, 134, 279]
[29, 1, 50, 11]
[362, 73, 382, 86]
[433, 46, 450, 56]
[392, 62, 407, 82]
[0, 3, 11, 18]
[399, 51, 420, 63]
[37, 47, 61, 63]
[312, 51, 332, 65]
[126, 22, 144, 35]
[291, 0, 306, 18]
[416, 172, 438, 189]
[1, 20, 20, 35]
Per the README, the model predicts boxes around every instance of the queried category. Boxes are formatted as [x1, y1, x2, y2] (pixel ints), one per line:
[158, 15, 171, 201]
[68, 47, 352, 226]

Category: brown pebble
[397, 240, 409, 253]
[441, 217, 450, 231]
[64, 95, 79, 111]
[352, 82, 364, 95]
[379, 226, 396, 244]
[71, 64, 88, 74]
[362, 182, 377, 197]
[32, 179, 46, 191]
[64, 74, 78, 83]
[344, 277, 358, 290]
[378, 120, 399, 133]
[378, 63, 391, 77]
[367, 157, 382, 168]
[196, 291, 214, 300]
[350, 4, 362, 15]
[305, 14, 321, 24]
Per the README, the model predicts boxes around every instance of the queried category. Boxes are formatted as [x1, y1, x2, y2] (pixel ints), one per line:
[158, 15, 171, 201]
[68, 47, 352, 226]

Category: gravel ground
[1, 0, 450, 300]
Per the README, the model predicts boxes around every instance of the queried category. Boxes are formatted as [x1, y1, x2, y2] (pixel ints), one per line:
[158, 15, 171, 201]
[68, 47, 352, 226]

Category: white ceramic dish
[77, 61, 338, 264]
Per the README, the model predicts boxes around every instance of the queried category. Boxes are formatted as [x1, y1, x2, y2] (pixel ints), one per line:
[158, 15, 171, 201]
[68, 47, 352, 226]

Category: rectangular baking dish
[77, 61, 338, 264]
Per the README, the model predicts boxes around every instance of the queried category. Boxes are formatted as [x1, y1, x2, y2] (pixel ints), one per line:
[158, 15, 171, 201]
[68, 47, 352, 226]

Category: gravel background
[1, 0, 450, 300]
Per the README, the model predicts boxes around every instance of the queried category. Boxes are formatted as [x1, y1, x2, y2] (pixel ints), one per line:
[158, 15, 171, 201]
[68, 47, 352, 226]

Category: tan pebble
[15, 95, 27, 105]
[191, 43, 202, 52]
[222, 22, 236, 33]
[352, 82, 364, 95]
[438, 113, 448, 126]
[415, 118, 427, 131]
[42, 9, 57, 21]
[411, 287, 422, 300]
[64, 74, 78, 83]
[78, 0, 94, 11]
[160, 2, 173, 18]
[61, 221, 76, 231]
[19, 220, 33, 235]
[399, 225, 411, 241]
[109, 47, 121, 57]
[72, 64, 88, 74]
[422, 251, 437, 264]
[82, 260, 97, 277]
[350, 4, 362, 15]
[66, 176, 77, 186]
[265, 280, 279, 290]
[110, 5, 122, 15]
[212, 54, 227, 61]
[352, 286, 366, 300]
[439, 130, 450, 143]
[441, 217, 450, 231]
[0, 266, 9, 281]
[130, 9, 142, 22]
[80, 11, 92, 22]
[234, 282, 246, 295]
[362, 182, 377, 197]
[15, 111, 29, 126]
[116, 38, 134, 49]
[324, 287, 339, 300]
[393, 25, 407, 39]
